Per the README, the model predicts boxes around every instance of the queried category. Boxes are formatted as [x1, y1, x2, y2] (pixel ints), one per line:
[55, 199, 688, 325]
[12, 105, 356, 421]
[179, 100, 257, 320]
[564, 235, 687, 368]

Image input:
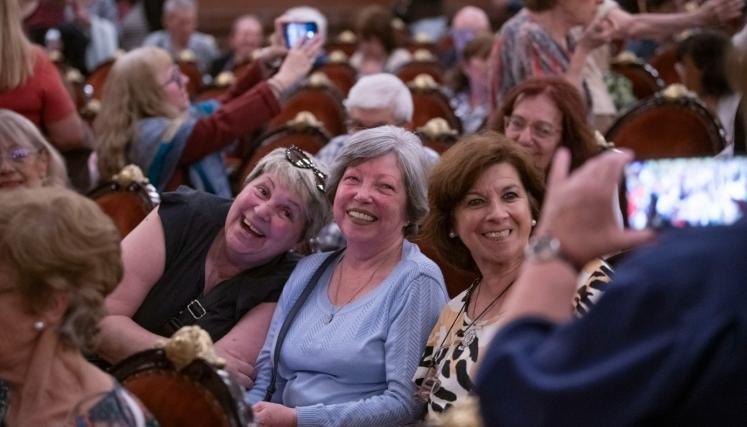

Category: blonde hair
[0, 187, 123, 353]
[0, 109, 69, 187]
[0, 0, 35, 90]
[94, 46, 183, 180]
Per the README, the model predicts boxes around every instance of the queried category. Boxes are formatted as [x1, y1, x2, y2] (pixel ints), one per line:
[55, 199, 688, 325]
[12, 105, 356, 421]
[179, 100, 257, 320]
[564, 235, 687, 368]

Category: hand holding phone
[282, 21, 318, 49]
[625, 157, 747, 230]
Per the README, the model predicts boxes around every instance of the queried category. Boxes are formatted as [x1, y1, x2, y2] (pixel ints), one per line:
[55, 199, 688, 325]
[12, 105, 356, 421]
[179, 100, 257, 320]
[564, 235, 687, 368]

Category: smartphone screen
[283, 22, 318, 49]
[625, 157, 747, 230]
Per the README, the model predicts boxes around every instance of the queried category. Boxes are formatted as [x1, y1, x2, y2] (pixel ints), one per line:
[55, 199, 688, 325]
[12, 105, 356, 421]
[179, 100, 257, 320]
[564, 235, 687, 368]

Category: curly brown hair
[421, 131, 545, 273]
[0, 187, 123, 353]
[493, 76, 600, 173]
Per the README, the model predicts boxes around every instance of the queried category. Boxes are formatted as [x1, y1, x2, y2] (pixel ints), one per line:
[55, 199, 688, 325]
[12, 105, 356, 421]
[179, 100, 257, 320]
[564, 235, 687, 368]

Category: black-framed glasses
[285, 145, 327, 193]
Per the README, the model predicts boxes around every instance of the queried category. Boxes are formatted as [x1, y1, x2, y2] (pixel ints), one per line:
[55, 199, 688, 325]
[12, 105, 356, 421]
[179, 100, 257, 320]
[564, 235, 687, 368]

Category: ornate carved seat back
[408, 74, 462, 133]
[396, 49, 445, 84]
[316, 51, 357, 96]
[605, 85, 726, 159]
[611, 52, 665, 100]
[268, 73, 347, 137]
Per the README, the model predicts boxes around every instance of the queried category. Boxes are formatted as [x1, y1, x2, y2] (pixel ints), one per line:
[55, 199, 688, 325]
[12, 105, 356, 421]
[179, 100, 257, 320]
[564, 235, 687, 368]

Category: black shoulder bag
[263, 249, 342, 401]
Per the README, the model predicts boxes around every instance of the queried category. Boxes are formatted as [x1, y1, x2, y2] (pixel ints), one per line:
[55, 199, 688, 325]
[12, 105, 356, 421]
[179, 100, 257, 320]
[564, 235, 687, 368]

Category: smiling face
[505, 92, 563, 172]
[453, 162, 533, 271]
[223, 172, 307, 267]
[0, 137, 49, 190]
[333, 152, 408, 248]
[159, 63, 190, 112]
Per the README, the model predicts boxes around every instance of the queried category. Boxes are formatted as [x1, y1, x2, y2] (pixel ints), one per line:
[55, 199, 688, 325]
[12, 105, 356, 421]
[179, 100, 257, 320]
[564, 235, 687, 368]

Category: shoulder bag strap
[264, 249, 342, 401]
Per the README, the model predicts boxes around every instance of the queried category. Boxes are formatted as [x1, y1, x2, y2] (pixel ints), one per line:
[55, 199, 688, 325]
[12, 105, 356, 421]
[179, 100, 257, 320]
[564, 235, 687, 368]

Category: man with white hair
[210, 14, 263, 77]
[314, 73, 437, 251]
[143, 0, 218, 73]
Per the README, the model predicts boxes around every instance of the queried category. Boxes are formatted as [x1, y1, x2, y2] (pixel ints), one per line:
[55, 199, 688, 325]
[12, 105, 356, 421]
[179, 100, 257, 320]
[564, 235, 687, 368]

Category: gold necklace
[324, 254, 382, 324]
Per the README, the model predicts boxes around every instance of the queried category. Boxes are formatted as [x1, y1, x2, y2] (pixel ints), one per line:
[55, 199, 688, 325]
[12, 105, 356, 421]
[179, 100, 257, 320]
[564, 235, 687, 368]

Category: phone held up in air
[282, 21, 318, 49]
[624, 156, 747, 230]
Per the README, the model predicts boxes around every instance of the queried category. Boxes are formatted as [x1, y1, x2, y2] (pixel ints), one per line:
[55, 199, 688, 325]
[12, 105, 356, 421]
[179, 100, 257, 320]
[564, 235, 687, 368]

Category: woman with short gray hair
[247, 126, 448, 426]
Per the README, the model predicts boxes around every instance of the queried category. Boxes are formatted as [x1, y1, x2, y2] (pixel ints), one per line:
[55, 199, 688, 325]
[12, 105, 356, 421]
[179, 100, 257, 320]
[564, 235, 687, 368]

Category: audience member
[246, 126, 448, 426]
[413, 133, 612, 418]
[475, 145, 746, 424]
[677, 30, 744, 154]
[0, 0, 87, 153]
[97, 147, 332, 388]
[314, 74, 437, 251]
[448, 34, 493, 135]
[57, 0, 119, 74]
[210, 14, 264, 77]
[395, 0, 448, 42]
[143, 0, 218, 74]
[350, 5, 411, 75]
[0, 187, 157, 426]
[0, 109, 69, 190]
[493, 76, 600, 175]
[444, 6, 491, 68]
[94, 38, 321, 196]
[489, 0, 613, 107]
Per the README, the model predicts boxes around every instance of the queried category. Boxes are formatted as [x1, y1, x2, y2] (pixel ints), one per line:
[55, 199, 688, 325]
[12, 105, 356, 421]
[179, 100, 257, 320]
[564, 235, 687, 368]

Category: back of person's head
[522, 0, 558, 12]
[0, 187, 123, 353]
[344, 74, 414, 124]
[0, 0, 35, 91]
[244, 147, 332, 241]
[422, 131, 545, 272]
[495, 76, 599, 171]
[94, 46, 179, 181]
[677, 30, 734, 98]
[326, 125, 430, 236]
[451, 6, 491, 33]
[284, 6, 328, 41]
[356, 5, 397, 54]
[0, 109, 69, 188]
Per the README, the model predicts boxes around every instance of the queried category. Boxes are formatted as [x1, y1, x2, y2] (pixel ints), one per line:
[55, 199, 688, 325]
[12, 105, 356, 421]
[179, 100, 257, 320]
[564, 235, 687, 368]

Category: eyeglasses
[162, 67, 184, 89]
[504, 115, 560, 141]
[285, 145, 327, 193]
[0, 147, 39, 165]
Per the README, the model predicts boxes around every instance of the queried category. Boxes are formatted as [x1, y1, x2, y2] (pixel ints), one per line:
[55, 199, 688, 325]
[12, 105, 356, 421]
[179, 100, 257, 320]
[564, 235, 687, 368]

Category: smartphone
[282, 21, 318, 49]
[624, 157, 747, 230]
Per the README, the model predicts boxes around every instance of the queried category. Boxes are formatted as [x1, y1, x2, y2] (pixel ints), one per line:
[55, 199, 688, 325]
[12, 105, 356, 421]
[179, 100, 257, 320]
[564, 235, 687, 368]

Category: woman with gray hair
[0, 187, 157, 426]
[97, 147, 332, 389]
[0, 109, 69, 189]
[246, 126, 448, 426]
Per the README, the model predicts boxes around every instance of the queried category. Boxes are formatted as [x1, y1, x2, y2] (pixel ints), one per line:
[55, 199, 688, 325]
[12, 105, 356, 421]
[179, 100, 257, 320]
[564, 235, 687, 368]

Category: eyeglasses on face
[0, 147, 41, 165]
[285, 145, 327, 193]
[504, 115, 559, 141]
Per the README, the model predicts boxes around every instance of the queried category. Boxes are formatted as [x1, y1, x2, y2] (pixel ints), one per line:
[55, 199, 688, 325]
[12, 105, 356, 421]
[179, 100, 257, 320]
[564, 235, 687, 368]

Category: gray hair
[344, 74, 413, 124]
[0, 109, 69, 188]
[284, 6, 328, 40]
[327, 126, 430, 236]
[244, 147, 332, 241]
[163, 0, 196, 15]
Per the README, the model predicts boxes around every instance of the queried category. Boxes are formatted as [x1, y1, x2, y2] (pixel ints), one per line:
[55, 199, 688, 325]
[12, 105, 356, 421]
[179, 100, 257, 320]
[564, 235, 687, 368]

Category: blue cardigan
[246, 240, 448, 426]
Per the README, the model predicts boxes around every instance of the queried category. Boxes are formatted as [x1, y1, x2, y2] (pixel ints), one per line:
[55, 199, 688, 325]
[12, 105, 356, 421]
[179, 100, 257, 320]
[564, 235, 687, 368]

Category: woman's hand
[215, 345, 255, 388]
[577, 13, 615, 53]
[252, 402, 298, 427]
[699, 0, 744, 26]
[268, 36, 323, 95]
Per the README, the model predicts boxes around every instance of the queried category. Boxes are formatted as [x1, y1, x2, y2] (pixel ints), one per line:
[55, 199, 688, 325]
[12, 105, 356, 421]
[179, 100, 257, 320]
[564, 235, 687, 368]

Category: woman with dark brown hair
[350, 5, 412, 75]
[413, 132, 612, 419]
[493, 76, 601, 175]
[449, 34, 493, 135]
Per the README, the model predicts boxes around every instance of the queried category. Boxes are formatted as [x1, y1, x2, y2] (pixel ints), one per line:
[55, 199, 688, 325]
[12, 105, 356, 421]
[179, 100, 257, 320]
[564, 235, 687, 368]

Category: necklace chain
[325, 253, 382, 324]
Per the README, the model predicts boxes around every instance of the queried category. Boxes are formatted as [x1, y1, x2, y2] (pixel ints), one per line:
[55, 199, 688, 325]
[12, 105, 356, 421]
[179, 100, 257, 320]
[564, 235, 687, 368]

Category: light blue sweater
[246, 240, 448, 426]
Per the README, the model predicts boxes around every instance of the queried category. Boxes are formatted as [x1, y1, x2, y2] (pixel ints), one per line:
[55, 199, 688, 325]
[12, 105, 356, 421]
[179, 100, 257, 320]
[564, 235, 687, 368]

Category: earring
[531, 219, 537, 227]
[33, 320, 46, 331]
[448, 230, 457, 238]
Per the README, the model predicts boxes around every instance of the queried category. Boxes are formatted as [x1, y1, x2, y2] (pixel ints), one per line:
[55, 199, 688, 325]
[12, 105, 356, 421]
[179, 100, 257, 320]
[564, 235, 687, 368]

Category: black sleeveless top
[132, 187, 300, 341]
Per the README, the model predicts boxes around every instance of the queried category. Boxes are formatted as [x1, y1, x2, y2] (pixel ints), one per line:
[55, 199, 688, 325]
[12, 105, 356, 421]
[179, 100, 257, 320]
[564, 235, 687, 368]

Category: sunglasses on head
[285, 145, 327, 193]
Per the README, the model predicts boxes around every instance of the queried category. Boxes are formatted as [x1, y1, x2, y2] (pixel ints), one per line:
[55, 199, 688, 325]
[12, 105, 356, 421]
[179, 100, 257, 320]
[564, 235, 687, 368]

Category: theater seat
[110, 326, 251, 427]
[610, 51, 665, 100]
[415, 117, 459, 154]
[268, 72, 347, 137]
[605, 84, 726, 159]
[88, 165, 160, 237]
[408, 74, 462, 133]
[396, 49, 445, 84]
[316, 51, 357, 96]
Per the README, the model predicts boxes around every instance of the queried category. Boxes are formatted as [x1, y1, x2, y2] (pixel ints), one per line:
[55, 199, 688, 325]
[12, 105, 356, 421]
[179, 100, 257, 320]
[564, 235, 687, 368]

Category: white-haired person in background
[314, 74, 438, 251]
[143, 0, 218, 74]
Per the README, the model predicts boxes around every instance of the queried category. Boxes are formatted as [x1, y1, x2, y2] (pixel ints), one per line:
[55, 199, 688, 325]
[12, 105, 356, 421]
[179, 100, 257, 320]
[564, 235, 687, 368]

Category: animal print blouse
[413, 259, 613, 419]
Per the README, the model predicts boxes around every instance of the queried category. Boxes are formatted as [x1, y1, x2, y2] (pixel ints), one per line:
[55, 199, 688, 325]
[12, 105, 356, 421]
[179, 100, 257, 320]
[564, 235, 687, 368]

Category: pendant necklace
[325, 254, 381, 324]
[459, 279, 512, 349]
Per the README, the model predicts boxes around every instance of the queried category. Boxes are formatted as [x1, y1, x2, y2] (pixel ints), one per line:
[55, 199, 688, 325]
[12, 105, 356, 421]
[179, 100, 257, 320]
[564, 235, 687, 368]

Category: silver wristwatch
[525, 235, 579, 270]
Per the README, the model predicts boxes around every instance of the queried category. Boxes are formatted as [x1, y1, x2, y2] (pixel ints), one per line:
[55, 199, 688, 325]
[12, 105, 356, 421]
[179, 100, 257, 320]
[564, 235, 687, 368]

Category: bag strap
[264, 249, 342, 402]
